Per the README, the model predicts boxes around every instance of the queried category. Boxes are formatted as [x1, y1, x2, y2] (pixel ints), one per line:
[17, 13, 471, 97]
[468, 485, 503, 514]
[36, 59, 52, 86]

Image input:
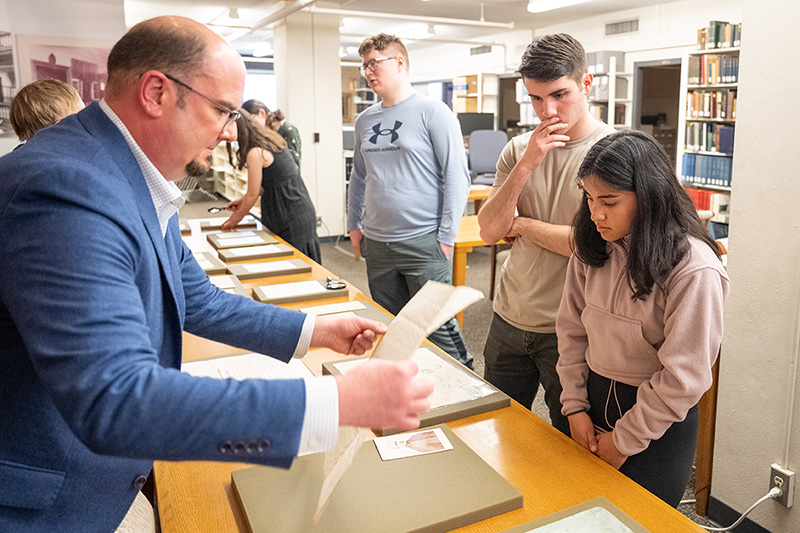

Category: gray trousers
[363, 232, 473, 369]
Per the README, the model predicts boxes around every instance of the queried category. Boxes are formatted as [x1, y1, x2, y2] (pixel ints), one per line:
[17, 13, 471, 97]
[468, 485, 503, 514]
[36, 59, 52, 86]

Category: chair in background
[468, 129, 508, 186]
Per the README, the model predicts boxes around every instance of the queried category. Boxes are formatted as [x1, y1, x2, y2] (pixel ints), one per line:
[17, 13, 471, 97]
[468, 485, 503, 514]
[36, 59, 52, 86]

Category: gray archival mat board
[217, 244, 294, 262]
[500, 497, 650, 532]
[193, 252, 228, 275]
[231, 424, 523, 533]
[227, 259, 312, 280]
[252, 280, 348, 305]
[322, 344, 510, 436]
[206, 231, 279, 250]
[199, 215, 257, 230]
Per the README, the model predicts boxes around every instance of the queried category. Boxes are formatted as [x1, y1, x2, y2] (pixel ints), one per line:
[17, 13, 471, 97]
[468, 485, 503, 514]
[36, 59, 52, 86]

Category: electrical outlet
[770, 463, 795, 507]
[316, 215, 322, 227]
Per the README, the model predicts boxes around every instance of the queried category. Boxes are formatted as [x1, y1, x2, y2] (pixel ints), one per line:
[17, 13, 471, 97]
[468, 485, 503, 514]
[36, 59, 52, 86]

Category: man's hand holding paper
[311, 315, 388, 355]
[337, 359, 433, 430]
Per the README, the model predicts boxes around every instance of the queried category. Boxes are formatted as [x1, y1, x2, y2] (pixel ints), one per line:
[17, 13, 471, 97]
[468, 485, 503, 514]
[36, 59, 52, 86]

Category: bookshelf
[453, 73, 498, 117]
[342, 66, 376, 126]
[678, 21, 741, 233]
[207, 144, 261, 218]
[587, 52, 632, 130]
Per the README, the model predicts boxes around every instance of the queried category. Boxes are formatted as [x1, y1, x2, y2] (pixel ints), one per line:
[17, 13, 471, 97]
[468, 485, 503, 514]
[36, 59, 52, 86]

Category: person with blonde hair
[347, 33, 472, 369]
[9, 79, 84, 141]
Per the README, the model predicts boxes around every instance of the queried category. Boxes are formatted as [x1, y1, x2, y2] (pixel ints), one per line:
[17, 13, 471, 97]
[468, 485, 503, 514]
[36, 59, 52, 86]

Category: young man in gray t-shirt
[477, 34, 615, 433]
[347, 33, 472, 368]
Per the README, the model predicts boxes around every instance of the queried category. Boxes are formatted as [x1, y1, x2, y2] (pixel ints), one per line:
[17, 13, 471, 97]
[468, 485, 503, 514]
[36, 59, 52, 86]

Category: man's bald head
[106, 16, 232, 98]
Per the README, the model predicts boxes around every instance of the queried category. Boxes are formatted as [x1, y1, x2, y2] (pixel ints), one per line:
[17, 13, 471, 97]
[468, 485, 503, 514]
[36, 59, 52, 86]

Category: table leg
[695, 357, 721, 516]
[452, 245, 471, 328]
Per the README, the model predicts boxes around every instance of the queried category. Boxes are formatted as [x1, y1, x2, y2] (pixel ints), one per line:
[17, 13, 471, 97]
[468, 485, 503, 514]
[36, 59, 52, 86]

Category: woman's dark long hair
[241, 99, 284, 128]
[572, 130, 720, 300]
[227, 109, 287, 171]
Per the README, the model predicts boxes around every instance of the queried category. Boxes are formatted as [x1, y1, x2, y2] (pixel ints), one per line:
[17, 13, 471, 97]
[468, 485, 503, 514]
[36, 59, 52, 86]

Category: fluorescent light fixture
[527, 0, 592, 14]
[252, 43, 274, 58]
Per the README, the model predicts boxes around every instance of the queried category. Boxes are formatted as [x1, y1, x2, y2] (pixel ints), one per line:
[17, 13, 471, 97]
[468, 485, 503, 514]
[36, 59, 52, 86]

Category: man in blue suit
[0, 16, 433, 532]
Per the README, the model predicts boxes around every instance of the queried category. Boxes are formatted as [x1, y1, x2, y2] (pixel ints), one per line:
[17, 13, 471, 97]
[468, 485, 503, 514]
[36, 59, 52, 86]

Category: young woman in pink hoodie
[556, 130, 729, 506]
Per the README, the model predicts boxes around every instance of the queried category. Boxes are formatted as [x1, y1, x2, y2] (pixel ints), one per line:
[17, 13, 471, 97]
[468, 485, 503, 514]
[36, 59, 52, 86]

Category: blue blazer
[0, 103, 309, 531]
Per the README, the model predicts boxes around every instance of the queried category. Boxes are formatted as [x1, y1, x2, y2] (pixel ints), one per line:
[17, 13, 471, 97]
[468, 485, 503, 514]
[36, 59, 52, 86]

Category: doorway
[632, 58, 681, 165]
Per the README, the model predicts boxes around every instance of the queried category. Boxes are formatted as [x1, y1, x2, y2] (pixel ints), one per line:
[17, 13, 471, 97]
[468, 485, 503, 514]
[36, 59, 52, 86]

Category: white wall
[710, 0, 800, 530]
[531, 0, 743, 70]
[274, 10, 344, 237]
[5, 0, 124, 38]
[408, 29, 533, 83]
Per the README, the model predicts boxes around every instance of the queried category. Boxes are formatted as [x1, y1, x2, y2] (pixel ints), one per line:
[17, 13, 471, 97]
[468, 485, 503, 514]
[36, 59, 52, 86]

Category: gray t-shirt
[347, 92, 470, 245]
[493, 122, 615, 333]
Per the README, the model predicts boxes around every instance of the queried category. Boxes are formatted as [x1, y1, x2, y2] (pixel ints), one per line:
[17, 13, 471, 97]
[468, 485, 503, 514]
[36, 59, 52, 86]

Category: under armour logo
[368, 121, 403, 144]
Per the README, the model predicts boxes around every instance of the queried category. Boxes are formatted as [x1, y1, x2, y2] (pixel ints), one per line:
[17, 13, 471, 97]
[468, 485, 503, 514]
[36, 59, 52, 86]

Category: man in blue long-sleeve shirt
[348, 33, 472, 368]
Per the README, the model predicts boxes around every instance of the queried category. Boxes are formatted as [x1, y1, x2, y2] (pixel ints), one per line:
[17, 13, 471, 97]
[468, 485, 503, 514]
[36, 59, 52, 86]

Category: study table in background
[154, 215, 706, 533]
[452, 215, 492, 328]
[468, 184, 492, 214]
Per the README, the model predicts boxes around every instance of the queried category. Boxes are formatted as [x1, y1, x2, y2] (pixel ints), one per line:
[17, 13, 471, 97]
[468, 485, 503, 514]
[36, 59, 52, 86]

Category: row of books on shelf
[686, 187, 730, 215]
[688, 54, 739, 86]
[686, 88, 737, 120]
[682, 153, 733, 188]
[685, 123, 735, 154]
[697, 21, 741, 50]
[587, 103, 626, 125]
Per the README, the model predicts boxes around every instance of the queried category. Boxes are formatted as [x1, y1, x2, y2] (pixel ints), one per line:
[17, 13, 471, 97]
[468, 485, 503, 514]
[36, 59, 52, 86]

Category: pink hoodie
[556, 237, 729, 456]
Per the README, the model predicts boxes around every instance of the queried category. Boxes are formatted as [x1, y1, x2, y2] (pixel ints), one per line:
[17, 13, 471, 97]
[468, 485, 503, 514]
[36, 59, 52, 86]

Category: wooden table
[154, 217, 706, 533]
[156, 349, 705, 533]
[453, 215, 490, 327]
[468, 184, 492, 214]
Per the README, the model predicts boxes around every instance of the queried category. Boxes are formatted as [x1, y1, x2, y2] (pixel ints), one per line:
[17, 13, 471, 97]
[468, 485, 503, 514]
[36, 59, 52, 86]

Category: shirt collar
[99, 99, 184, 237]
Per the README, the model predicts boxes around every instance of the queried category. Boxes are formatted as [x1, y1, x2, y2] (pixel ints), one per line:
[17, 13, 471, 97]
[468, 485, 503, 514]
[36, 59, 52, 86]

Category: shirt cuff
[292, 313, 315, 359]
[297, 375, 339, 455]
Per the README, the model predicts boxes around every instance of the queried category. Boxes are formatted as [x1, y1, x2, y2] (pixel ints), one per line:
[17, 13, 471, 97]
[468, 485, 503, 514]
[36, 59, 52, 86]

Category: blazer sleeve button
[133, 475, 148, 491]
[257, 439, 271, 453]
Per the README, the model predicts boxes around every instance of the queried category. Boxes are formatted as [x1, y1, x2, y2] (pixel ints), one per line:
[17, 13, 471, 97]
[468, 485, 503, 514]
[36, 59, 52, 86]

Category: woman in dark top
[221, 110, 321, 263]
[241, 99, 301, 169]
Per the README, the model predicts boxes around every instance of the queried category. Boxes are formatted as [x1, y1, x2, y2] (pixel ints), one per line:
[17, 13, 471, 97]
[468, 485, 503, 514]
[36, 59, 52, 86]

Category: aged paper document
[314, 281, 483, 521]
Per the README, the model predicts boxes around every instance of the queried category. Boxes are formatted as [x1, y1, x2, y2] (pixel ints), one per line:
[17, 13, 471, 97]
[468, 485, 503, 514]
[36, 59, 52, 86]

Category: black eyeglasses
[360, 57, 398, 77]
[163, 73, 240, 133]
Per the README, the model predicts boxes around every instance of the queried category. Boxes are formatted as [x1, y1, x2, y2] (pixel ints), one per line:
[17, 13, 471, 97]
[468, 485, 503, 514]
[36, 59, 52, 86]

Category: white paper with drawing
[314, 281, 483, 521]
[332, 347, 496, 411]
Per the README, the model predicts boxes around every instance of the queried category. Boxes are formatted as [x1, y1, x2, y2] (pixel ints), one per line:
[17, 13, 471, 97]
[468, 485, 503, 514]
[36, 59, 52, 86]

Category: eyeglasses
[360, 57, 398, 77]
[325, 277, 347, 290]
[163, 73, 241, 133]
